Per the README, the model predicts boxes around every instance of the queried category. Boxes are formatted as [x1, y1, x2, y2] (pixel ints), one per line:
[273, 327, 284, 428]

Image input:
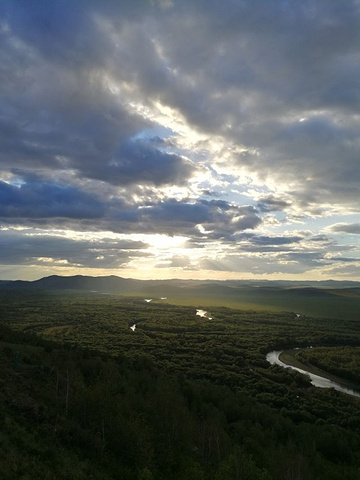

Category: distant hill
[1, 275, 360, 320]
[0, 275, 144, 294]
[1, 275, 359, 292]
[1, 274, 360, 297]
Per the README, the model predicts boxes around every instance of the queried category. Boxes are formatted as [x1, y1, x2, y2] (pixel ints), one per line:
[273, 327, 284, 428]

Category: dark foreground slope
[1, 291, 360, 479]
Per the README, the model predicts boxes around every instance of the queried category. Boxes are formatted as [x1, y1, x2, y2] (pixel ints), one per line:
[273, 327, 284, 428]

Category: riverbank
[279, 348, 360, 394]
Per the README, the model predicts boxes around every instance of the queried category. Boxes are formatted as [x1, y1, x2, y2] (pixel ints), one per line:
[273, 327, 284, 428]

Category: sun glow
[144, 234, 189, 250]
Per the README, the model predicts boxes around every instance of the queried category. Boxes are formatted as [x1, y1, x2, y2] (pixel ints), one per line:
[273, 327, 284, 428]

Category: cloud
[247, 235, 303, 246]
[326, 263, 360, 278]
[0, 229, 149, 269]
[329, 223, 360, 234]
[0, 184, 262, 241]
[155, 254, 195, 269]
[0, 180, 105, 219]
[257, 195, 292, 213]
[199, 250, 328, 276]
[135, 200, 262, 238]
[234, 233, 304, 253]
[0, 2, 195, 191]
[1, 0, 360, 279]
[83, 138, 196, 187]
[2, 0, 360, 205]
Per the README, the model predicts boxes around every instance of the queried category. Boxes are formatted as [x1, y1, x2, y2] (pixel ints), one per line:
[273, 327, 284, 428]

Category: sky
[1, 0, 360, 282]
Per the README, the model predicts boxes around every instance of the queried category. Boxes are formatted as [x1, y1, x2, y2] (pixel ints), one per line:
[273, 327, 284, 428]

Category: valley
[1, 282, 360, 479]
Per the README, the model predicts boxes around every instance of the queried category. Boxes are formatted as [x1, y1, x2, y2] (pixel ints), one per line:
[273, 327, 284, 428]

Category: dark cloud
[82, 139, 196, 187]
[257, 195, 292, 212]
[274, 251, 336, 272]
[2, 0, 359, 202]
[248, 235, 303, 246]
[0, 0, 359, 279]
[0, 183, 262, 241]
[235, 233, 303, 252]
[232, 115, 360, 208]
[0, 2, 194, 189]
[332, 257, 360, 263]
[310, 234, 331, 243]
[135, 200, 261, 238]
[0, 181, 105, 219]
[326, 264, 360, 278]
[100, 199, 260, 240]
[329, 223, 360, 234]
[0, 230, 149, 269]
[231, 213, 262, 232]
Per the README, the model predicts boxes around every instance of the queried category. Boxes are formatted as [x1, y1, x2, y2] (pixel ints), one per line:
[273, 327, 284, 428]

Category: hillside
[1, 275, 360, 320]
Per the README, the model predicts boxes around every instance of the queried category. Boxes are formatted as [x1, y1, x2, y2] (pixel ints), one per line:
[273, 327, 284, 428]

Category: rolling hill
[1, 275, 360, 320]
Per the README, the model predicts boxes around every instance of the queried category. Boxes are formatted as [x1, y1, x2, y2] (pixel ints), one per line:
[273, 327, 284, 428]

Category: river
[266, 350, 360, 399]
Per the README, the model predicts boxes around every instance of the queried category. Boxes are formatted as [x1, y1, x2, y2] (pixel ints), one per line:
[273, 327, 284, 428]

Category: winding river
[266, 350, 360, 399]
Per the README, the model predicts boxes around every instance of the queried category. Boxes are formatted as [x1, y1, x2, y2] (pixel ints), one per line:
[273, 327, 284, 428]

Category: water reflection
[266, 350, 360, 399]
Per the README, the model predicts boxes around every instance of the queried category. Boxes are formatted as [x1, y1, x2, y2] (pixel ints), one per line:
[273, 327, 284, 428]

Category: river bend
[266, 350, 360, 399]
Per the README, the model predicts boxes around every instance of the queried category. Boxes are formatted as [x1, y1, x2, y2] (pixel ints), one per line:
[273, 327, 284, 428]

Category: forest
[1, 289, 360, 479]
